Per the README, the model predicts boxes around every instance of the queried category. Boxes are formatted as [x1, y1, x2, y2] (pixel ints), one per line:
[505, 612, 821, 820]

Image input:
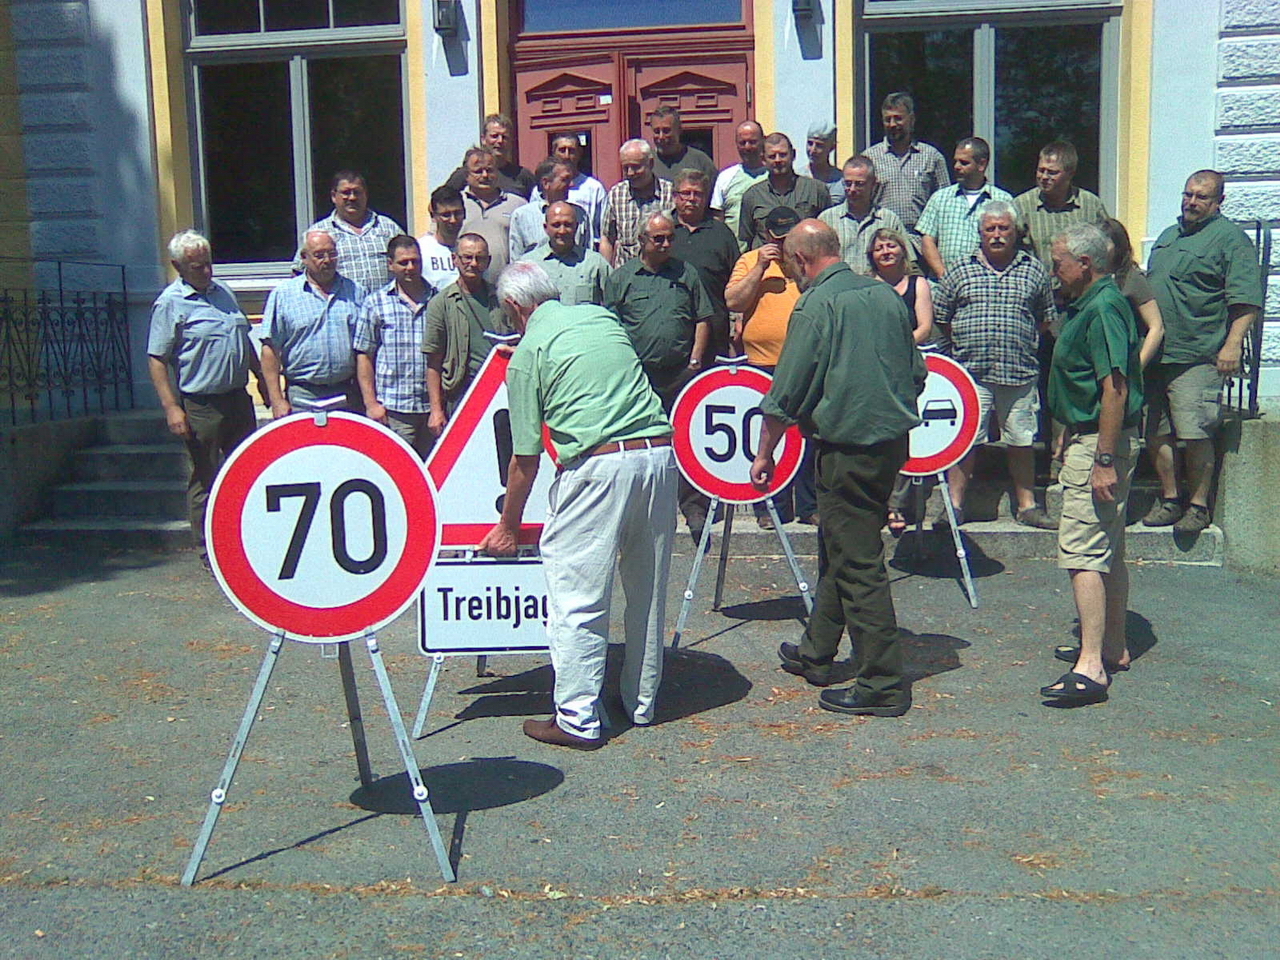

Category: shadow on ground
[888, 530, 1005, 581]
[0, 543, 177, 597]
[350, 757, 564, 816]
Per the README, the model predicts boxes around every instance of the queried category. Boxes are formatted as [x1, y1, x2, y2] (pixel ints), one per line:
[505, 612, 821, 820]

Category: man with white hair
[600, 139, 674, 267]
[932, 200, 1057, 529]
[479, 261, 677, 749]
[1040, 222, 1145, 704]
[147, 230, 263, 564]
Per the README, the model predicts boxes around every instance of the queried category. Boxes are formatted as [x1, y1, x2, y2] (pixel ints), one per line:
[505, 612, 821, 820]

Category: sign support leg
[909, 476, 928, 561]
[938, 472, 979, 609]
[766, 496, 814, 614]
[337, 641, 374, 788]
[712, 502, 735, 611]
[671, 496, 719, 648]
[412, 653, 445, 739]
[182, 631, 285, 887]
[364, 632, 456, 883]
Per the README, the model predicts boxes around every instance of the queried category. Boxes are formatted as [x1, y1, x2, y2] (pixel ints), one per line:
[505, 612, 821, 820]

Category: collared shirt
[446, 161, 537, 200]
[711, 162, 768, 246]
[294, 209, 405, 293]
[795, 161, 847, 204]
[507, 301, 671, 466]
[933, 249, 1055, 386]
[518, 243, 612, 306]
[652, 144, 719, 186]
[507, 200, 589, 263]
[739, 175, 834, 248]
[353, 280, 433, 414]
[864, 139, 952, 239]
[670, 213, 741, 328]
[1049, 275, 1144, 430]
[147, 277, 254, 395]
[421, 281, 512, 397]
[417, 233, 459, 291]
[532, 172, 608, 250]
[728, 248, 800, 366]
[602, 256, 713, 379]
[819, 203, 909, 275]
[1148, 212, 1263, 365]
[1013, 186, 1108, 267]
[261, 273, 367, 385]
[602, 178, 675, 267]
[761, 263, 925, 446]
[461, 189, 528, 284]
[917, 180, 1016, 271]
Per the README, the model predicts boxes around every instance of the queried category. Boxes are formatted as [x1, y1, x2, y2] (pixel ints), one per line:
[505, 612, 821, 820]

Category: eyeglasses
[675, 190, 704, 200]
[646, 234, 674, 245]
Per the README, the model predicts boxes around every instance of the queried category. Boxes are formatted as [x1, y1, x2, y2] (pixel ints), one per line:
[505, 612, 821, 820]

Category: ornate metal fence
[1225, 218, 1275, 421]
[0, 259, 134, 426]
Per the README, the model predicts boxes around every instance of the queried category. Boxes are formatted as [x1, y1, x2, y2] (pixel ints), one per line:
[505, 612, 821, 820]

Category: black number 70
[265, 481, 388, 580]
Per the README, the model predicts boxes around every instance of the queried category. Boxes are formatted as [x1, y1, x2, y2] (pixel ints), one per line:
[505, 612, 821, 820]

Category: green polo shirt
[1148, 213, 1262, 364]
[506, 301, 671, 466]
[1048, 276, 1144, 430]
[517, 243, 612, 306]
[602, 256, 713, 378]
[761, 262, 925, 445]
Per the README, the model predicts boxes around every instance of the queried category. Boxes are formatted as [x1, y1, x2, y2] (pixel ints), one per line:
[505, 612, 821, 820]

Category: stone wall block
[29, 217, 98, 256]
[1223, 0, 1280, 30]
[10, 2, 89, 44]
[19, 91, 88, 130]
[1218, 88, 1280, 129]
[1222, 184, 1280, 221]
[22, 132, 89, 169]
[14, 49, 87, 89]
[1215, 137, 1280, 173]
[24, 178, 94, 216]
[1220, 39, 1280, 83]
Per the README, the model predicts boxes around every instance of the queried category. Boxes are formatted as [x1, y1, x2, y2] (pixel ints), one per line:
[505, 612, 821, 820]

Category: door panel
[630, 57, 750, 169]
[514, 57, 622, 182]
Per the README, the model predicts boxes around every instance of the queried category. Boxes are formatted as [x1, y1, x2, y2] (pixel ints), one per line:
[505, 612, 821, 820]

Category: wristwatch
[1093, 452, 1115, 468]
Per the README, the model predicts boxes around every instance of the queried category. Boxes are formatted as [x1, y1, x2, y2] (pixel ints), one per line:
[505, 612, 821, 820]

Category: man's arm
[258, 341, 292, 418]
[1217, 304, 1258, 376]
[690, 318, 710, 368]
[147, 355, 191, 439]
[920, 234, 945, 280]
[725, 249, 775, 312]
[478, 454, 540, 557]
[355, 352, 386, 423]
[1091, 371, 1128, 502]
[749, 415, 789, 490]
[425, 354, 447, 435]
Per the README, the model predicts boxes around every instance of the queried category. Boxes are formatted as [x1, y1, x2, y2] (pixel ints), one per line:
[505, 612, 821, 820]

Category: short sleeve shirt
[711, 163, 768, 244]
[417, 234, 459, 291]
[602, 178, 675, 267]
[1048, 276, 1144, 429]
[294, 210, 405, 293]
[518, 243, 612, 306]
[652, 145, 719, 186]
[602, 257, 713, 375]
[261, 273, 367, 385]
[917, 181, 1015, 271]
[670, 215, 741, 325]
[461, 189, 528, 284]
[818, 204, 909, 275]
[352, 280, 433, 413]
[1013, 186, 1108, 268]
[864, 139, 952, 235]
[147, 277, 253, 395]
[739, 175, 834, 248]
[729, 249, 800, 367]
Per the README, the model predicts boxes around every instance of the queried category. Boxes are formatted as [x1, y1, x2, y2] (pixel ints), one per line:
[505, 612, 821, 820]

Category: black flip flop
[1053, 645, 1129, 672]
[1040, 671, 1109, 703]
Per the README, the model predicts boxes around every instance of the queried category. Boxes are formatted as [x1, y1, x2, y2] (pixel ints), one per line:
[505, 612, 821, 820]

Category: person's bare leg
[946, 452, 974, 513]
[1064, 569, 1108, 686]
[1101, 561, 1131, 669]
[1184, 437, 1215, 509]
[1007, 445, 1037, 514]
[1147, 432, 1179, 500]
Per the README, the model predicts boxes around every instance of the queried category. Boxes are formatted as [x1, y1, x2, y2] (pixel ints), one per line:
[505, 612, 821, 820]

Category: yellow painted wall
[144, 0, 193, 282]
[0, 0, 33, 289]
[752, 0, 775, 132]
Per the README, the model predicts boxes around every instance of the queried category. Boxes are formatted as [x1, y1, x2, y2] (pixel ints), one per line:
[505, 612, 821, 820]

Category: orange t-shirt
[729, 249, 801, 367]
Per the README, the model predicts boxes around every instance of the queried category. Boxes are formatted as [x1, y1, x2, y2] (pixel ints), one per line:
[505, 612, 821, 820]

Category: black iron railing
[0, 257, 134, 425]
[1224, 218, 1276, 421]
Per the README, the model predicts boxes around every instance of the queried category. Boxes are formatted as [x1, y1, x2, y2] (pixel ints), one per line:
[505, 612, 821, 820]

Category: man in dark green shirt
[751, 220, 925, 717]
[1143, 170, 1262, 534]
[1040, 222, 1144, 705]
[739, 133, 834, 250]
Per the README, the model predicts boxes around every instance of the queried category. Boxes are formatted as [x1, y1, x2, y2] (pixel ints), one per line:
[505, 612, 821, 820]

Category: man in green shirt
[739, 133, 834, 249]
[750, 220, 925, 718]
[1041, 223, 1144, 705]
[479, 261, 676, 750]
[1144, 170, 1262, 534]
[517, 201, 611, 305]
[1013, 140, 1108, 272]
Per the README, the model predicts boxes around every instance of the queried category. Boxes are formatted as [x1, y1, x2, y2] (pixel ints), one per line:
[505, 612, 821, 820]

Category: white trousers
[539, 445, 678, 739]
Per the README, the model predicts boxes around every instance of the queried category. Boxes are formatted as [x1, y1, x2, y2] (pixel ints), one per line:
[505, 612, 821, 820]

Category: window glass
[308, 55, 407, 230]
[868, 29, 973, 160]
[521, 0, 740, 33]
[335, 0, 401, 27]
[194, 0, 259, 35]
[264, 0, 327, 31]
[994, 24, 1102, 196]
[198, 62, 297, 263]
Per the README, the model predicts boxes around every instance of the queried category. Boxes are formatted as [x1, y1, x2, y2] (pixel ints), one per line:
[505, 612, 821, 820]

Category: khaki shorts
[1145, 362, 1222, 441]
[1057, 429, 1138, 573]
[973, 379, 1039, 448]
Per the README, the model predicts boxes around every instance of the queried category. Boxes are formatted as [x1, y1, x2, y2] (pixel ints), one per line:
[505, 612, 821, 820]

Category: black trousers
[800, 435, 909, 698]
[182, 390, 256, 556]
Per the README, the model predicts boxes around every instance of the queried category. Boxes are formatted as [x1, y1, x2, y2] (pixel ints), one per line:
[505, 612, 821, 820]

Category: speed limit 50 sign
[206, 413, 439, 642]
[671, 366, 806, 504]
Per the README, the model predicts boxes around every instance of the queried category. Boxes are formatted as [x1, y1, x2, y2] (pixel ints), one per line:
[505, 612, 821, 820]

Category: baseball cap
[764, 206, 800, 239]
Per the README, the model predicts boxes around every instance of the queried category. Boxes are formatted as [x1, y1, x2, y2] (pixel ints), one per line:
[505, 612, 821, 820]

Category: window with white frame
[859, 2, 1121, 205]
[187, 0, 408, 268]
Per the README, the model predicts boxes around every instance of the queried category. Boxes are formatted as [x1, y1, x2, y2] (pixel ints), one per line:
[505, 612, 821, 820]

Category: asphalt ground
[0, 538, 1276, 959]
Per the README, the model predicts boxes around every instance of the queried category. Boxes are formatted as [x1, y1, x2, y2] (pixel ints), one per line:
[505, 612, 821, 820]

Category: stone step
[902, 478, 1165, 525]
[17, 517, 192, 550]
[97, 409, 179, 446]
[48, 479, 186, 519]
[72, 444, 189, 481]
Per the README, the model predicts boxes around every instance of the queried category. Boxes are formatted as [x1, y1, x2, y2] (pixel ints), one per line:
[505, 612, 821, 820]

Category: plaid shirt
[262, 273, 367, 386]
[864, 139, 952, 237]
[1013, 186, 1108, 268]
[353, 280, 433, 413]
[917, 181, 1015, 271]
[294, 209, 405, 293]
[818, 203, 909, 275]
[602, 178, 674, 267]
[933, 249, 1054, 386]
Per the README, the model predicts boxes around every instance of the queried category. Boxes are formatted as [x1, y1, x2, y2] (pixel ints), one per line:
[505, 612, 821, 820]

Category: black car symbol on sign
[922, 398, 957, 427]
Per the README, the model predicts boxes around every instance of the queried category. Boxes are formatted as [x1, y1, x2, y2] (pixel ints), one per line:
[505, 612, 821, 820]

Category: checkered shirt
[1013, 186, 1108, 267]
[261, 273, 367, 386]
[863, 139, 952, 234]
[353, 280, 434, 413]
[933, 249, 1055, 386]
[294, 209, 406, 293]
[917, 181, 1015, 271]
[602, 178, 674, 267]
[818, 204, 909, 275]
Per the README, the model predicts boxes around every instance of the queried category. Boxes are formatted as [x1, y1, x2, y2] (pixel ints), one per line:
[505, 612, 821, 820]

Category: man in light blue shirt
[508, 157, 587, 262]
[518, 202, 611, 306]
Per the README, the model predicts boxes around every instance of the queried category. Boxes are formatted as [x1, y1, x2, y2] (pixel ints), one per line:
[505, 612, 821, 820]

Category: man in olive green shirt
[480, 261, 676, 750]
[1040, 222, 1144, 705]
[1144, 170, 1262, 534]
[518, 201, 611, 305]
[751, 220, 925, 718]
[1013, 140, 1108, 272]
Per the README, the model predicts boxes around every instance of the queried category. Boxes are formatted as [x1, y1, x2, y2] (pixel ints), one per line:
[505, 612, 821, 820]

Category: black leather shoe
[778, 642, 841, 687]
[818, 687, 910, 717]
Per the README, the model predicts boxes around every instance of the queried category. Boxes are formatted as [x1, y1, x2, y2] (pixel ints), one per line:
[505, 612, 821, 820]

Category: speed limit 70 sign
[671, 366, 806, 504]
[206, 413, 439, 642]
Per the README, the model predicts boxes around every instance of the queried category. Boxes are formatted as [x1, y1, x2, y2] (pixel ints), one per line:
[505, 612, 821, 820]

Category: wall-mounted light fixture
[434, 0, 460, 36]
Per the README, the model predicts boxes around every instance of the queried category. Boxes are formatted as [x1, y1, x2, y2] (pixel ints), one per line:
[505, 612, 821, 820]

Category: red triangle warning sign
[426, 349, 557, 548]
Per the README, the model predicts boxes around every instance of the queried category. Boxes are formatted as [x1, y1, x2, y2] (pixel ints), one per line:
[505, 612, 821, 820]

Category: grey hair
[497, 261, 560, 311]
[168, 229, 210, 263]
[619, 138, 653, 161]
[979, 199, 1018, 228]
[1056, 222, 1113, 267]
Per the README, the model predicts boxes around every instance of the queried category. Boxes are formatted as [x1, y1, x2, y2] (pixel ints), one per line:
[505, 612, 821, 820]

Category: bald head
[783, 220, 841, 289]
[543, 200, 581, 255]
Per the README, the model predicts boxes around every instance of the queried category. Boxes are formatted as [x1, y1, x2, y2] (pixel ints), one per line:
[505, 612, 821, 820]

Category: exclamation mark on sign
[493, 409, 513, 514]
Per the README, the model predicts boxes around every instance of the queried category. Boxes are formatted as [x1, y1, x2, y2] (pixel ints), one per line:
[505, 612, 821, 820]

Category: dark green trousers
[800, 435, 909, 699]
[183, 390, 256, 557]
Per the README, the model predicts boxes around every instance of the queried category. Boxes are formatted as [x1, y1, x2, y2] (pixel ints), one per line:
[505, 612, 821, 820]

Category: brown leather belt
[582, 435, 672, 459]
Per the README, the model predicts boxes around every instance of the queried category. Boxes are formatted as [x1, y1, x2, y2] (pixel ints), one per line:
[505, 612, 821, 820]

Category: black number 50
[703, 404, 764, 464]
[265, 481, 388, 580]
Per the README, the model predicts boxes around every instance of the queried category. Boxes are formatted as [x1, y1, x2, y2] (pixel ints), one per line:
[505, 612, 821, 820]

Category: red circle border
[900, 354, 983, 476]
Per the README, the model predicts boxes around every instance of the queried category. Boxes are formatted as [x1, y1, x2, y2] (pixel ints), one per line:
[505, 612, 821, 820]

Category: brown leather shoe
[522, 717, 604, 750]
